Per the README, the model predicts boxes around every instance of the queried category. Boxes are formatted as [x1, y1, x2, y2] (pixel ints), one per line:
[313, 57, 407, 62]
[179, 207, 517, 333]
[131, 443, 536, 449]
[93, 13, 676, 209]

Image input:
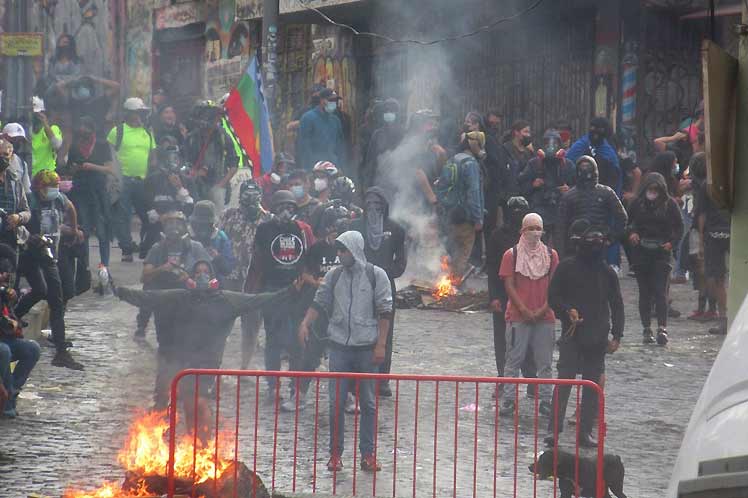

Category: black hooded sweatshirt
[626, 172, 684, 249]
[548, 255, 624, 351]
[350, 186, 407, 284]
[559, 159, 627, 251]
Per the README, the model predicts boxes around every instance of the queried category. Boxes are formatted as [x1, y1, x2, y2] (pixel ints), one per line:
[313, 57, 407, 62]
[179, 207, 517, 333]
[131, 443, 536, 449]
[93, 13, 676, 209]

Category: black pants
[634, 256, 671, 328]
[15, 252, 66, 350]
[378, 279, 397, 378]
[492, 310, 537, 378]
[549, 340, 605, 436]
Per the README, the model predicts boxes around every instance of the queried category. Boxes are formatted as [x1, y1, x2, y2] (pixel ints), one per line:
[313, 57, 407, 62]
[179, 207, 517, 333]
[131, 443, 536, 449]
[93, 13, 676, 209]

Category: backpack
[434, 153, 473, 209]
[114, 123, 154, 152]
[327, 262, 378, 318]
[512, 245, 554, 277]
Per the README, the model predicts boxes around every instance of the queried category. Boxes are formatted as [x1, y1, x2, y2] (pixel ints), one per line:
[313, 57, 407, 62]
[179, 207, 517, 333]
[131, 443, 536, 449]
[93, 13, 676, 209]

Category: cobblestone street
[0, 249, 723, 498]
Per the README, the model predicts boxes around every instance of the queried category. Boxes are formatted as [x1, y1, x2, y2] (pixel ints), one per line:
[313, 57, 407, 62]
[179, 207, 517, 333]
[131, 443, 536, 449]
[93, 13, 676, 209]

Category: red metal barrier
[167, 370, 606, 498]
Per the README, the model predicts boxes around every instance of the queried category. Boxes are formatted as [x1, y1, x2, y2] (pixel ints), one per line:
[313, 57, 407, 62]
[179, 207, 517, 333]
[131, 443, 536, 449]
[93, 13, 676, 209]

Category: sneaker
[2, 394, 17, 418]
[121, 253, 134, 263]
[378, 382, 393, 398]
[344, 394, 359, 414]
[699, 311, 719, 323]
[668, 306, 681, 319]
[360, 454, 382, 472]
[578, 432, 598, 448]
[687, 310, 705, 321]
[327, 455, 343, 472]
[610, 265, 622, 277]
[265, 387, 283, 405]
[642, 328, 655, 344]
[499, 399, 515, 417]
[52, 349, 85, 370]
[280, 390, 307, 413]
[671, 275, 688, 284]
[656, 327, 669, 346]
[539, 401, 552, 417]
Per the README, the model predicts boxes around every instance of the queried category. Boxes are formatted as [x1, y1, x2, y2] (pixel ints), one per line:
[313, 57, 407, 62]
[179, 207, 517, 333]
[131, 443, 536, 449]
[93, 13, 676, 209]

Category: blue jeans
[72, 188, 111, 266]
[328, 347, 378, 457]
[0, 337, 41, 396]
[114, 176, 149, 255]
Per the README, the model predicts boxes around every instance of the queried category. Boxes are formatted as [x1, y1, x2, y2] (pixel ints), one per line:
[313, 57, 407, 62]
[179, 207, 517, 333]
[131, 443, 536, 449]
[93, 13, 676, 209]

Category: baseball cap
[319, 88, 339, 101]
[2, 123, 27, 140]
[123, 97, 150, 111]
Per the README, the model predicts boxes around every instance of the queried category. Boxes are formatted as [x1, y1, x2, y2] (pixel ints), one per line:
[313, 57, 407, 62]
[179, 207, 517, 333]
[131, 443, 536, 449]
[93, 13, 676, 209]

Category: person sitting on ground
[298, 231, 393, 473]
[498, 213, 558, 417]
[117, 261, 295, 434]
[0, 245, 41, 418]
[189, 200, 236, 285]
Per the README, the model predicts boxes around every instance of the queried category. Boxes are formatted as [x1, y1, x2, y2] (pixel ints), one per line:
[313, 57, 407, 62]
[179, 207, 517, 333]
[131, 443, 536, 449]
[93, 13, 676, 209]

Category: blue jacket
[297, 107, 346, 171]
[208, 230, 236, 280]
[566, 135, 622, 194]
[455, 152, 484, 225]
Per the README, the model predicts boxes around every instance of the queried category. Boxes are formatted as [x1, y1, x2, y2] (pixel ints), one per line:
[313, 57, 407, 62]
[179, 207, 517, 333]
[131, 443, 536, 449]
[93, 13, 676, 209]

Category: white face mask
[646, 190, 659, 201]
[46, 187, 60, 199]
[314, 178, 328, 192]
[270, 172, 281, 185]
[383, 112, 396, 124]
[325, 101, 337, 114]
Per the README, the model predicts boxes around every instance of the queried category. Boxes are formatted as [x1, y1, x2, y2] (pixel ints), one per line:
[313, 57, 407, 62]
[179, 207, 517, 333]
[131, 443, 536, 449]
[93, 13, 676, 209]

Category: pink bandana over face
[515, 213, 550, 280]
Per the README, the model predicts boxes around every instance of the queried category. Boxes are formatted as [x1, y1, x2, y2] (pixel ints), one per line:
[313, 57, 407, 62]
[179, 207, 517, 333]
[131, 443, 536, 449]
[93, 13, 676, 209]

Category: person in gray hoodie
[298, 230, 393, 473]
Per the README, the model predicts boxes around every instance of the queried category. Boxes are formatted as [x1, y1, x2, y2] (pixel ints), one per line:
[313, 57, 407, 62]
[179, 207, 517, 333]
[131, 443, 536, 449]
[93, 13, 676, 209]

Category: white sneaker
[280, 390, 307, 413]
[344, 394, 359, 414]
[610, 264, 622, 277]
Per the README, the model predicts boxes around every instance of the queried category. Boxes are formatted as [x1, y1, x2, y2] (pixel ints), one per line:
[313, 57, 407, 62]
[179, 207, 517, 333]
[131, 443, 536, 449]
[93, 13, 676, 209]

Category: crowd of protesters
[0, 33, 731, 473]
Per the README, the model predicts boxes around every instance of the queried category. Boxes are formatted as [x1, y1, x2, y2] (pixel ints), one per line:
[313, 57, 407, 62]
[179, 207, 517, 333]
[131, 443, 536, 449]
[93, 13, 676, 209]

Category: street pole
[3, 0, 32, 122]
[262, 0, 280, 129]
[727, 3, 748, 323]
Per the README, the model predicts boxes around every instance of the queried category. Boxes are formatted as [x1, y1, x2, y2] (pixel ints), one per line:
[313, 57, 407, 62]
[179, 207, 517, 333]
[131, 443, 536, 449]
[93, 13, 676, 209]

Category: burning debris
[62, 411, 268, 498]
[395, 256, 488, 313]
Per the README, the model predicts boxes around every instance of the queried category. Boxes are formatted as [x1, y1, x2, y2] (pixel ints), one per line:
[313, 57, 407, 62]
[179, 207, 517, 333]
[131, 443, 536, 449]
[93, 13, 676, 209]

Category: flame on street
[433, 256, 457, 300]
[63, 410, 234, 498]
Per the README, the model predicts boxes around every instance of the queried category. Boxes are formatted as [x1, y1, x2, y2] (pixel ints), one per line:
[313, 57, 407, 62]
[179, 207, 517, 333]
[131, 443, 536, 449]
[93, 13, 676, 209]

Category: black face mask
[589, 130, 604, 146]
[521, 136, 532, 147]
[577, 236, 605, 259]
[577, 166, 596, 188]
[508, 210, 527, 231]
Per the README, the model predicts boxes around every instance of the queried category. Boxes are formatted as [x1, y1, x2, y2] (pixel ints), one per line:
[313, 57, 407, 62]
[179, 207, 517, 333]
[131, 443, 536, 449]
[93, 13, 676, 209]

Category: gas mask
[544, 137, 561, 157]
[163, 219, 188, 243]
[160, 145, 181, 174]
[276, 208, 295, 223]
[239, 191, 261, 220]
[186, 273, 219, 290]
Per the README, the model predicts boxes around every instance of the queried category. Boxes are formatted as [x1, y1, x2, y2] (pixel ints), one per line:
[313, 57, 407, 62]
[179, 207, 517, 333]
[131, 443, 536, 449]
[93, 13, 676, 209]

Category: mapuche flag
[224, 55, 274, 177]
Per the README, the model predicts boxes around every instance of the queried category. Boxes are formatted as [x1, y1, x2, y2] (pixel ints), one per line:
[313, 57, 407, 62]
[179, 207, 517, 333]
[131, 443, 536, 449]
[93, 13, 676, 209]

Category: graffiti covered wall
[30, 0, 115, 79]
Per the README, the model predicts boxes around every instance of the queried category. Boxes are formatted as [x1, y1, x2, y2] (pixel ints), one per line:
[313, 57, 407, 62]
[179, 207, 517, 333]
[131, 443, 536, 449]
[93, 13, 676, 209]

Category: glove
[147, 209, 160, 224]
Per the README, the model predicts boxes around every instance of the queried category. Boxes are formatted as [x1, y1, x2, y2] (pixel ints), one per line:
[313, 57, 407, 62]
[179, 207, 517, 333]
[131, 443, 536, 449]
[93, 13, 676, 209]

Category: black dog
[528, 449, 627, 498]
